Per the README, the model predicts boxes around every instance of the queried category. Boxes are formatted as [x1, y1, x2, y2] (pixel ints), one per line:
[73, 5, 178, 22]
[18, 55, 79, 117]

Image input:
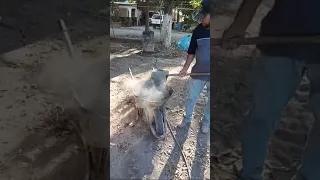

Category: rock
[129, 122, 134, 127]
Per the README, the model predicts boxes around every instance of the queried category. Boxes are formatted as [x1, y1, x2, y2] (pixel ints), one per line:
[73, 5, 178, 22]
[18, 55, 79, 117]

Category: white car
[150, 14, 163, 29]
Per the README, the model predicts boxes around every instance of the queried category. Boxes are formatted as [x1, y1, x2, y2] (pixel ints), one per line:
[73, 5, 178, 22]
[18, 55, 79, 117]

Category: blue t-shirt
[187, 24, 210, 81]
[258, 0, 320, 63]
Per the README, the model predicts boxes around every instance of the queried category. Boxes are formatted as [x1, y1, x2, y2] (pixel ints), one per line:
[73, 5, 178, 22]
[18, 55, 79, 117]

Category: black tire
[153, 25, 157, 29]
[89, 147, 108, 180]
[154, 108, 165, 136]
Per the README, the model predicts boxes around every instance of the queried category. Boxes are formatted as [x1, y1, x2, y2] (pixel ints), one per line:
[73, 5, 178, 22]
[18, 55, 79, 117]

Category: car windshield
[152, 15, 161, 19]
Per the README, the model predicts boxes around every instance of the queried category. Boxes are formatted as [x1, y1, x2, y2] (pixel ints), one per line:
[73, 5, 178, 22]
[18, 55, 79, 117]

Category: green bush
[182, 16, 199, 32]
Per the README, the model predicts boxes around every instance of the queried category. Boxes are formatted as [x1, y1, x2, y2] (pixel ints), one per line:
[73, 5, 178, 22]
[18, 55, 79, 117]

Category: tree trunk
[145, 0, 150, 31]
[160, 0, 175, 48]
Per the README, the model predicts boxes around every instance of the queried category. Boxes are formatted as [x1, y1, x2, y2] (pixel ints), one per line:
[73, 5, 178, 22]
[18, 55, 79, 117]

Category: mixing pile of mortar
[133, 69, 170, 106]
[129, 69, 171, 137]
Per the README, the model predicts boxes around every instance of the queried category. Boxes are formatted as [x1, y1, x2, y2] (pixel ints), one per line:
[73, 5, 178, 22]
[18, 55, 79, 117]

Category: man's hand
[180, 54, 194, 76]
[222, 25, 246, 50]
[179, 67, 188, 77]
[221, 0, 262, 50]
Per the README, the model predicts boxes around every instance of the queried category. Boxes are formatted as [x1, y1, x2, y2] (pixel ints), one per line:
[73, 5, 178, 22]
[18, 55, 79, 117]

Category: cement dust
[37, 52, 108, 113]
[121, 77, 169, 109]
[37, 53, 89, 96]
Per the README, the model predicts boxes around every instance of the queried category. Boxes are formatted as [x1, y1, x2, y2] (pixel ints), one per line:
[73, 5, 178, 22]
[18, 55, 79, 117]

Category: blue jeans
[184, 78, 210, 126]
[240, 55, 320, 180]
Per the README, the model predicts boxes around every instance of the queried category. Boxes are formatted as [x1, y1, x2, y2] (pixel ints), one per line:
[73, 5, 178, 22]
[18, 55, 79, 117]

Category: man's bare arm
[182, 54, 195, 70]
[231, 0, 262, 30]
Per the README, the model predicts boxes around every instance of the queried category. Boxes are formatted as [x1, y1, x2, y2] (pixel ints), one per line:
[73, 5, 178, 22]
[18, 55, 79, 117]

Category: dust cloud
[37, 54, 108, 114]
[121, 72, 169, 110]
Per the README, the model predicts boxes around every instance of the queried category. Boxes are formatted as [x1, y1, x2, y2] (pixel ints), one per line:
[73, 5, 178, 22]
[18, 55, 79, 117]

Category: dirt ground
[0, 0, 314, 179]
[0, 28, 108, 180]
[0, 0, 108, 54]
[109, 42, 210, 179]
[110, 26, 190, 42]
[0, 0, 109, 178]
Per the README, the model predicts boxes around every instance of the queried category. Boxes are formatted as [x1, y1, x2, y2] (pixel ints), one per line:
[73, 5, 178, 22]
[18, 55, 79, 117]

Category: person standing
[178, 6, 210, 134]
[222, 0, 320, 179]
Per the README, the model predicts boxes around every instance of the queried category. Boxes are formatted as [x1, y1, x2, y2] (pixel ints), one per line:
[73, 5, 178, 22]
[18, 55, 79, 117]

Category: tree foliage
[115, 0, 136, 3]
[189, 0, 202, 9]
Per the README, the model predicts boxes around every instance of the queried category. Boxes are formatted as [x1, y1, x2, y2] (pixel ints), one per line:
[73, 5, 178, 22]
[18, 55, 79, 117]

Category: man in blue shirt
[178, 8, 210, 134]
[222, 0, 320, 179]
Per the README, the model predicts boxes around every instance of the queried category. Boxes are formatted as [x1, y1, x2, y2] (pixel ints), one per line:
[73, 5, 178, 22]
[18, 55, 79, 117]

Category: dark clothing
[258, 0, 320, 63]
[187, 24, 210, 81]
[240, 1, 320, 179]
[201, 0, 210, 14]
[240, 54, 320, 180]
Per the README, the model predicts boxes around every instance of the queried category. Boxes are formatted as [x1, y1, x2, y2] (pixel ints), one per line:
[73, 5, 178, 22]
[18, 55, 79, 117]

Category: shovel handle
[59, 19, 75, 59]
[167, 73, 210, 77]
[211, 36, 320, 46]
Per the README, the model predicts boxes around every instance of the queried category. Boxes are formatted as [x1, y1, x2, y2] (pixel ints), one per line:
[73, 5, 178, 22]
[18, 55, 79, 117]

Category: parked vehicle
[148, 11, 156, 25]
[150, 14, 163, 29]
[150, 14, 176, 30]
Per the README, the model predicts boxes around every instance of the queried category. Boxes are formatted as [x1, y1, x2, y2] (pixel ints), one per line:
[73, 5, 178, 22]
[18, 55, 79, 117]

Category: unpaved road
[110, 42, 210, 179]
[110, 26, 190, 42]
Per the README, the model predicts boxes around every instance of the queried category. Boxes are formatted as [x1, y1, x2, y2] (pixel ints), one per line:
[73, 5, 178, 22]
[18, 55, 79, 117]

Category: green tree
[115, 0, 136, 3]
[190, 0, 202, 9]
[160, 0, 202, 48]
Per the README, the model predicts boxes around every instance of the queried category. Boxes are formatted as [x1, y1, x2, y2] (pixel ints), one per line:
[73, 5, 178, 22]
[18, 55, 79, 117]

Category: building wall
[113, 5, 142, 26]
[117, 8, 130, 17]
[115, 5, 142, 18]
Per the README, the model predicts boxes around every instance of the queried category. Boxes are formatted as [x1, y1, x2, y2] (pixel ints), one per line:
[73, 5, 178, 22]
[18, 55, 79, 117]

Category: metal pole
[211, 36, 320, 46]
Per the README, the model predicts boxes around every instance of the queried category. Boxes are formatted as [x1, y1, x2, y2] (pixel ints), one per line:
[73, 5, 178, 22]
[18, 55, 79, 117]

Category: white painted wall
[115, 4, 142, 26]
